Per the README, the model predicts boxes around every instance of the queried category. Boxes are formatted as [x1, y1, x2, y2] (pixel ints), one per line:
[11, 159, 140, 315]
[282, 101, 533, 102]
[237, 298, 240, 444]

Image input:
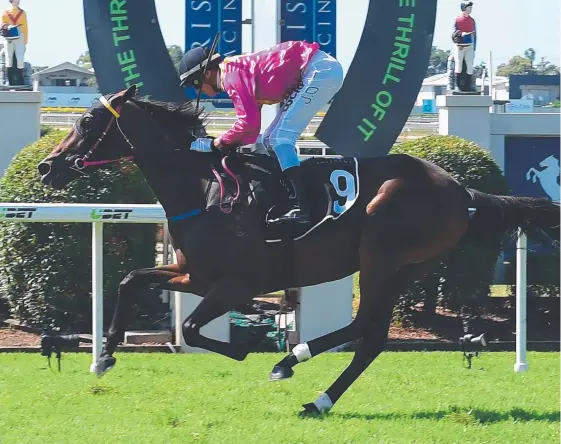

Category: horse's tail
[465, 188, 560, 247]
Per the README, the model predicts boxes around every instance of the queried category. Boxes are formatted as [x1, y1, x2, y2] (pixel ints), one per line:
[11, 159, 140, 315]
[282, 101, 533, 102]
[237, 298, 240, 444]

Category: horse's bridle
[72, 91, 240, 215]
[73, 95, 134, 170]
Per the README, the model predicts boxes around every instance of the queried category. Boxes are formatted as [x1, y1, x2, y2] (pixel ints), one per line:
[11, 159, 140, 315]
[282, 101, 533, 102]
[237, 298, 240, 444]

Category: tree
[426, 46, 451, 76]
[496, 49, 560, 76]
[496, 55, 532, 76]
[76, 51, 92, 70]
[75, 51, 98, 88]
[536, 58, 560, 75]
[472, 61, 487, 80]
[524, 48, 536, 73]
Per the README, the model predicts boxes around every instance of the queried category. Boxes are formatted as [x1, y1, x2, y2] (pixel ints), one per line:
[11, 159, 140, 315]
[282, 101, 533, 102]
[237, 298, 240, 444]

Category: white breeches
[454, 44, 474, 75]
[263, 50, 344, 171]
[4, 37, 25, 68]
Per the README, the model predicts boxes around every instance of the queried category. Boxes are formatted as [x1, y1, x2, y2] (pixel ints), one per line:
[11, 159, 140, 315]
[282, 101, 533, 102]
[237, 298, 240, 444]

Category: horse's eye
[82, 115, 93, 127]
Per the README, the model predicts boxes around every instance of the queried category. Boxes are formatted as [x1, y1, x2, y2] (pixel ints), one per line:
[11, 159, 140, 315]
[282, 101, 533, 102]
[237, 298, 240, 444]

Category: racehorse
[37, 86, 560, 414]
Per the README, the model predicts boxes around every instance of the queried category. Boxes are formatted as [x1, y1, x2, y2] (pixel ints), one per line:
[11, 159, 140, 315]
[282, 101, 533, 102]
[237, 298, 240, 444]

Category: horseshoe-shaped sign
[83, 0, 437, 157]
[83, 0, 185, 102]
[316, 0, 437, 157]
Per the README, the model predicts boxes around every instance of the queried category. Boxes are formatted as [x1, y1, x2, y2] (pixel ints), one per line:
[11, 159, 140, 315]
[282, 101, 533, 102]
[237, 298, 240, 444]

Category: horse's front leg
[94, 264, 209, 376]
[181, 275, 263, 361]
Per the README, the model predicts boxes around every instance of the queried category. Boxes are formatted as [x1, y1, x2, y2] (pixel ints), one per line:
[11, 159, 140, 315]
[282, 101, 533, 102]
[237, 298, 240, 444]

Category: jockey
[178, 40, 344, 226]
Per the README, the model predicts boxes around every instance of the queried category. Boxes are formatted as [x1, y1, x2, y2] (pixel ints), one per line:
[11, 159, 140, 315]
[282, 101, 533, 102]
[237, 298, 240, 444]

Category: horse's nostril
[37, 161, 52, 176]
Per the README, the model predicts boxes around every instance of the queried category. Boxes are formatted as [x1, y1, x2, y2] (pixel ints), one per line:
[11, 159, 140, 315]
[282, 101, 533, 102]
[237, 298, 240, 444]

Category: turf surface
[0, 352, 558, 443]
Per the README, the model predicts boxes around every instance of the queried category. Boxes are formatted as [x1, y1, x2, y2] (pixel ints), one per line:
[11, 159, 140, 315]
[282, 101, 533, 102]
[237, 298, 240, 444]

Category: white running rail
[0, 202, 529, 372]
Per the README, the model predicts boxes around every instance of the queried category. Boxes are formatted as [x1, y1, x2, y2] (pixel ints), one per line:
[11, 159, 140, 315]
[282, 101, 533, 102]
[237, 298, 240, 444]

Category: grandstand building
[32, 62, 100, 109]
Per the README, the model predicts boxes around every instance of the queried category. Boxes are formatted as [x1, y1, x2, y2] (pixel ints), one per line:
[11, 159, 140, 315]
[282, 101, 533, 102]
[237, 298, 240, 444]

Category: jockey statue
[452, 1, 477, 92]
[179, 40, 344, 226]
[1, 0, 28, 86]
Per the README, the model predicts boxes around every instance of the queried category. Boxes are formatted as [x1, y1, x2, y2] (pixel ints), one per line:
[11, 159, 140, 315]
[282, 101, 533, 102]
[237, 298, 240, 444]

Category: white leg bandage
[292, 343, 312, 363]
[313, 393, 333, 413]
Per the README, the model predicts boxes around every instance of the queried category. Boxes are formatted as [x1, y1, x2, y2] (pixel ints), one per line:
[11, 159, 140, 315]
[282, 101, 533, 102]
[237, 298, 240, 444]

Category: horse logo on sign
[526, 155, 560, 201]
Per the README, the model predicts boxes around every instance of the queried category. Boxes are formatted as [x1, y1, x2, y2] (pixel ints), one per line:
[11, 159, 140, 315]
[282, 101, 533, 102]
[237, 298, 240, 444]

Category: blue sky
[15, 0, 561, 76]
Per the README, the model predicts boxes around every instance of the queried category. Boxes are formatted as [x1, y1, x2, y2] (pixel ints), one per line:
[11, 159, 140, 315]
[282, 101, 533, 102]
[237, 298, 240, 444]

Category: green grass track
[0, 352, 558, 443]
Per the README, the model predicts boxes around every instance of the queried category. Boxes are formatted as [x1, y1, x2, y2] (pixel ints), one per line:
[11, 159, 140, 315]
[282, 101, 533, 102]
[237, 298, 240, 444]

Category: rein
[75, 93, 240, 216]
[212, 156, 241, 214]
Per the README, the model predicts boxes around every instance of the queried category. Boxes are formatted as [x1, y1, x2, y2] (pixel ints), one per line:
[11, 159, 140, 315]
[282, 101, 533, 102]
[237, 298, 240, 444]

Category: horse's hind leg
[269, 251, 400, 381]
[268, 270, 382, 381]
[269, 313, 364, 380]
[300, 260, 440, 414]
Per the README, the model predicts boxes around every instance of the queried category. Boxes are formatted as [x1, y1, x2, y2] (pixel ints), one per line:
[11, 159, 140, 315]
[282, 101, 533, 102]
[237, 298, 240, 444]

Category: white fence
[40, 112, 440, 138]
[0, 203, 529, 372]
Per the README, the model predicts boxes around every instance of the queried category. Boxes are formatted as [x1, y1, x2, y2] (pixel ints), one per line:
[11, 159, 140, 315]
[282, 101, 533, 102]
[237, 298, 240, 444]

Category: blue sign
[504, 136, 560, 202]
[42, 93, 102, 108]
[504, 136, 560, 256]
[184, 0, 243, 107]
[280, 0, 337, 57]
[422, 99, 437, 114]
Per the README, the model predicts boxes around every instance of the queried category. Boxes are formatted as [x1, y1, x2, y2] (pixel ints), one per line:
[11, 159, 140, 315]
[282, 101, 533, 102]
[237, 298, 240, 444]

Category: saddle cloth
[206, 153, 360, 242]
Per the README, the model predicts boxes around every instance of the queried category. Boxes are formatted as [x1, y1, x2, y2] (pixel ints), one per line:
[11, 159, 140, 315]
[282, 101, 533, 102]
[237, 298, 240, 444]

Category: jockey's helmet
[179, 46, 222, 89]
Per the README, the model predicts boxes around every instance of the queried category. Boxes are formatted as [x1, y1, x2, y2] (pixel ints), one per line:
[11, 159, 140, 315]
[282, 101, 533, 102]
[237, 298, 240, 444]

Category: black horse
[38, 86, 559, 414]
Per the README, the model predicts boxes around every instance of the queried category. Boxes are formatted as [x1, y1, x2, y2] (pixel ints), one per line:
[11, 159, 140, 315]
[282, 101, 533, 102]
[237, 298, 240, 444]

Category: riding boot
[454, 73, 462, 92]
[6, 66, 14, 86]
[14, 68, 24, 86]
[269, 166, 312, 225]
[465, 73, 474, 92]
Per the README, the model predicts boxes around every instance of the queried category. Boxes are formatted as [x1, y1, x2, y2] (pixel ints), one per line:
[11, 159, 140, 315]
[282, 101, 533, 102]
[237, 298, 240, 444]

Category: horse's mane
[129, 95, 207, 131]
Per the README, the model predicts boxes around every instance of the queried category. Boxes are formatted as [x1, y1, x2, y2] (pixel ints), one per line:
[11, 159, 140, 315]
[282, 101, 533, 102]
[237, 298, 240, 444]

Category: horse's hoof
[299, 393, 333, 416]
[268, 365, 294, 381]
[92, 354, 116, 378]
[299, 402, 322, 417]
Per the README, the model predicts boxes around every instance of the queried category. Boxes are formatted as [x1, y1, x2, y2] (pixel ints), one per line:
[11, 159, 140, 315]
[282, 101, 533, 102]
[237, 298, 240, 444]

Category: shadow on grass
[300, 407, 560, 424]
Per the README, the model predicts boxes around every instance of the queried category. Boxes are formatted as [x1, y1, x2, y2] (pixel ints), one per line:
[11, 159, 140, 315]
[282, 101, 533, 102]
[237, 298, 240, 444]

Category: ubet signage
[83, 0, 436, 157]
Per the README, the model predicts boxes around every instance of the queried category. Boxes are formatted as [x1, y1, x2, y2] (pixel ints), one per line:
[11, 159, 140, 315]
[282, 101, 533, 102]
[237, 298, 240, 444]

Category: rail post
[514, 229, 528, 372]
[90, 221, 104, 372]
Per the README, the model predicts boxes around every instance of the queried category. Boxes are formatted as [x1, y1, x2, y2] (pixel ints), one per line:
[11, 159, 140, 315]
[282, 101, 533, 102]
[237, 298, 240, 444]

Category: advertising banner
[280, 0, 337, 57]
[315, 0, 437, 157]
[83, 0, 186, 102]
[184, 0, 243, 107]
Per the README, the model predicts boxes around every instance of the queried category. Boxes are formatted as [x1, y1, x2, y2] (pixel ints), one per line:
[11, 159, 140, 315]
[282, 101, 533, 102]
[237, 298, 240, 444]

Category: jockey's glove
[190, 137, 213, 153]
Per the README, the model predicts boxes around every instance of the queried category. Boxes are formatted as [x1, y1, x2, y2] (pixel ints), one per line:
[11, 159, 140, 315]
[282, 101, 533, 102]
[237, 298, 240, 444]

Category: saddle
[205, 152, 360, 242]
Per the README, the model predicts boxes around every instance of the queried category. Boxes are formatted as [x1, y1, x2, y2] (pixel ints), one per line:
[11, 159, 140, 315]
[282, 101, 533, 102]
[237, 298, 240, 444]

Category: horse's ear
[109, 85, 138, 108]
[122, 84, 137, 100]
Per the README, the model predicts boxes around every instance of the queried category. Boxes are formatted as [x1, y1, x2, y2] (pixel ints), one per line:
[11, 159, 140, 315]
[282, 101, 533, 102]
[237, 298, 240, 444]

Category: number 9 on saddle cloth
[206, 152, 360, 243]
